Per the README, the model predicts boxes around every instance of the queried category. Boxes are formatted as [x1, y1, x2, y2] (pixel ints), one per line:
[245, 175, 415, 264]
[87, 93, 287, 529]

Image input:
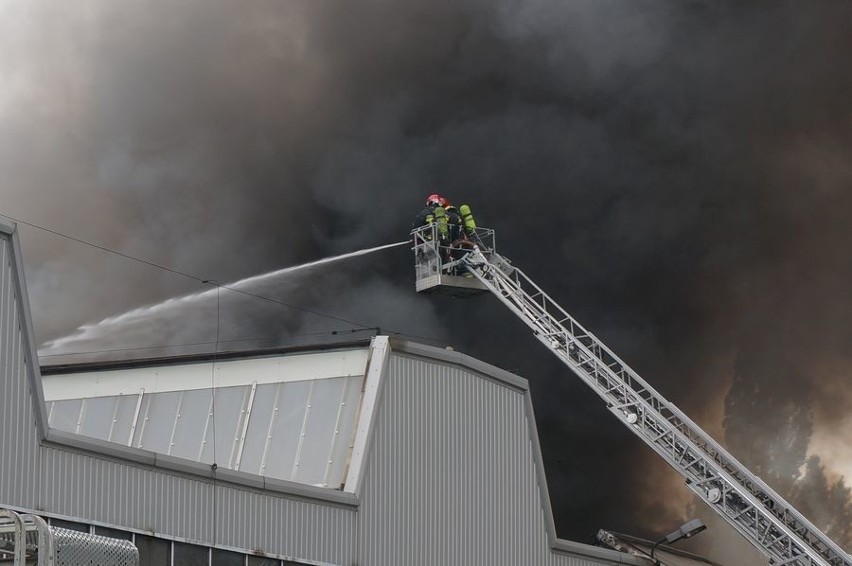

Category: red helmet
[440, 197, 451, 207]
[425, 193, 443, 206]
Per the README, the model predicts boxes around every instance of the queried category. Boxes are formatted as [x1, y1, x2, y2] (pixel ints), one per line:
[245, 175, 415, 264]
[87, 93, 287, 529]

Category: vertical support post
[343, 335, 389, 494]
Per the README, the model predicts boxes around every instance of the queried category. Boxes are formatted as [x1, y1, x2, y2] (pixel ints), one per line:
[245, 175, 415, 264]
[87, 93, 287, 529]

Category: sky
[1, 0, 851, 563]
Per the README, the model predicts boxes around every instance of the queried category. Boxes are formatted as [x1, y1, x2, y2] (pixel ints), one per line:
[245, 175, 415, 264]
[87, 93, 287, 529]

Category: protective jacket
[412, 204, 437, 231]
[444, 205, 463, 242]
[412, 204, 449, 241]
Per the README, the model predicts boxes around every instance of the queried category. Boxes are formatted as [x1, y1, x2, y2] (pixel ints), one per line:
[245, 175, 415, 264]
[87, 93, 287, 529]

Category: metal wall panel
[0, 233, 43, 511]
[215, 485, 357, 565]
[35, 447, 216, 541]
[2, 226, 633, 566]
[357, 352, 622, 566]
[0, 231, 358, 565]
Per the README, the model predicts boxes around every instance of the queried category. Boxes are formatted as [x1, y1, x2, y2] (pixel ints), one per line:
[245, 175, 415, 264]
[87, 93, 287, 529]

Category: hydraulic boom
[411, 224, 851, 566]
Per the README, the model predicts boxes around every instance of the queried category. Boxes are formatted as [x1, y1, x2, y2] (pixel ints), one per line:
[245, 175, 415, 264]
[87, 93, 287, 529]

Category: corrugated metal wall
[0, 232, 358, 565]
[1, 226, 635, 566]
[0, 232, 43, 511]
[357, 352, 615, 566]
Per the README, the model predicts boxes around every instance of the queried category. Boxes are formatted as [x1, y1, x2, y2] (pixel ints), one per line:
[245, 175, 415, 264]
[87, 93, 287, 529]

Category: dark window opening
[135, 534, 170, 566]
[94, 526, 133, 540]
[173, 541, 209, 566]
[213, 548, 246, 566]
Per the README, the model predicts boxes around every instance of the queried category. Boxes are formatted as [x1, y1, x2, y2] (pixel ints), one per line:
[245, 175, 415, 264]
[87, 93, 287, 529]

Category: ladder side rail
[0, 509, 26, 565]
[520, 256, 848, 564]
[464, 252, 851, 566]
[483, 260, 774, 481]
[562, 303, 836, 552]
[498, 259, 850, 565]
[625, 404, 830, 566]
[493, 258, 670, 403]
[475, 263, 828, 566]
[20, 514, 54, 566]
[473, 252, 851, 565]
[490, 259, 746, 457]
[631, 416, 825, 565]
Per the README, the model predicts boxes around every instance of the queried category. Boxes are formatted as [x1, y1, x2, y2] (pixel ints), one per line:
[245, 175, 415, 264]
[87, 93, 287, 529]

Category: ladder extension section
[462, 248, 851, 566]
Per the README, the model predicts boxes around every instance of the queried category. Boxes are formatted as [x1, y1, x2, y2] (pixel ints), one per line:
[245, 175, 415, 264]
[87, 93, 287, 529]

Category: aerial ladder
[411, 224, 852, 566]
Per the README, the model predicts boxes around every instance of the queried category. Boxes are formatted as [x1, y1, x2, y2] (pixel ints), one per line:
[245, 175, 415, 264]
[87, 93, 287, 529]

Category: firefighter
[443, 198, 464, 274]
[412, 193, 449, 243]
[442, 197, 481, 275]
[442, 198, 463, 244]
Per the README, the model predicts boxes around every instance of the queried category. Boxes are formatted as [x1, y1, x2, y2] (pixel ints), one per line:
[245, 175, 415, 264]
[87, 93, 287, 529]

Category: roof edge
[41, 338, 373, 375]
[388, 337, 528, 391]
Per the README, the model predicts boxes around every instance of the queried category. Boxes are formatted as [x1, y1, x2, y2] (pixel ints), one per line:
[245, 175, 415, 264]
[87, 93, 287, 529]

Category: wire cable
[5, 213, 432, 341]
[6, 214, 373, 329]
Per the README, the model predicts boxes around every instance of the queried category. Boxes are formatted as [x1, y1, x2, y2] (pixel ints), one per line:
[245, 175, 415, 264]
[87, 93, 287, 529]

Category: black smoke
[2, 1, 851, 561]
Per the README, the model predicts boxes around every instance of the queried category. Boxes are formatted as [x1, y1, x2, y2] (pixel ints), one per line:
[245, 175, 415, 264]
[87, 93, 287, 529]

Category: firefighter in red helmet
[412, 193, 449, 243]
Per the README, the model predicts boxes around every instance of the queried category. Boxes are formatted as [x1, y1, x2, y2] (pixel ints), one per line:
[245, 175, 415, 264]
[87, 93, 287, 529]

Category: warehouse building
[1, 218, 712, 565]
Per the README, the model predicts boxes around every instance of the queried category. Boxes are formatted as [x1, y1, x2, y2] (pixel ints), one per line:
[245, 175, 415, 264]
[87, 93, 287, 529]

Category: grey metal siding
[36, 447, 215, 540]
[0, 231, 357, 565]
[0, 233, 43, 511]
[215, 483, 357, 564]
[1, 225, 638, 566]
[357, 352, 613, 566]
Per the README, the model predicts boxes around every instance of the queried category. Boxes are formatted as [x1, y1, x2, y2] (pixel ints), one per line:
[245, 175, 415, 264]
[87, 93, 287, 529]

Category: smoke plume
[2, 1, 851, 562]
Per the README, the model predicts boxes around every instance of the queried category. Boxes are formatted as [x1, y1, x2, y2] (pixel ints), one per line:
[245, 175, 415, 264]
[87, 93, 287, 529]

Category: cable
[7, 213, 375, 329]
[5, 213, 424, 338]
[8, 215, 206, 284]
